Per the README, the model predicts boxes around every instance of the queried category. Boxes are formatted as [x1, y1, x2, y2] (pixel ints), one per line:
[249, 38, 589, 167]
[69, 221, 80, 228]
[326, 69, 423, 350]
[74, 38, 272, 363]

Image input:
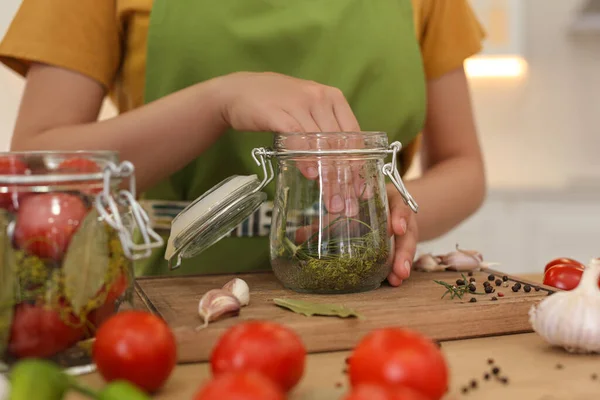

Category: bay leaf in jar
[0, 210, 16, 355]
[63, 208, 110, 314]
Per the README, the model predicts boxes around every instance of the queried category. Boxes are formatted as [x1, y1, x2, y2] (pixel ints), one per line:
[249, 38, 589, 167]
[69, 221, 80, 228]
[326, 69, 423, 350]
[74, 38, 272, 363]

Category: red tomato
[57, 157, 103, 196]
[544, 257, 585, 273]
[13, 193, 88, 261]
[0, 156, 29, 210]
[348, 328, 448, 400]
[193, 371, 285, 400]
[57, 157, 101, 173]
[88, 272, 130, 329]
[542, 264, 600, 291]
[8, 302, 86, 358]
[342, 384, 430, 400]
[92, 311, 177, 393]
[210, 321, 306, 392]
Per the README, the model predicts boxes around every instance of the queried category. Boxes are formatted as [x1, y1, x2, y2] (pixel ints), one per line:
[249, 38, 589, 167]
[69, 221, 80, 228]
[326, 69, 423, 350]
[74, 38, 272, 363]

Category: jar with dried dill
[268, 132, 418, 294]
[0, 151, 163, 370]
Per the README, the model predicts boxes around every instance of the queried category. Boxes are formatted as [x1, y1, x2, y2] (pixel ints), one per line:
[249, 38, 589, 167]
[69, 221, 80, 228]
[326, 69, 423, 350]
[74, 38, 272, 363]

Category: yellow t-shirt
[0, 0, 485, 116]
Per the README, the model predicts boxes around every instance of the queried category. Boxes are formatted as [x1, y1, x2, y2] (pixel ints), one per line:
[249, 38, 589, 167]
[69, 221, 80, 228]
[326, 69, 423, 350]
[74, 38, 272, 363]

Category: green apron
[137, 0, 427, 276]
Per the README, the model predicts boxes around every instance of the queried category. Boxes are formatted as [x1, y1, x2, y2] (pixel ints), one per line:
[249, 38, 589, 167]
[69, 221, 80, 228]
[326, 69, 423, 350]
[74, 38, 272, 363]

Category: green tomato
[98, 381, 151, 400]
[9, 359, 69, 400]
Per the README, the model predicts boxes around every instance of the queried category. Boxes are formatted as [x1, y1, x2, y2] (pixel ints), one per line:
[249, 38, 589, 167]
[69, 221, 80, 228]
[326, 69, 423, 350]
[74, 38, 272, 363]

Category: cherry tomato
[193, 371, 285, 400]
[88, 272, 130, 329]
[57, 157, 101, 173]
[8, 302, 86, 358]
[0, 156, 29, 210]
[342, 384, 430, 400]
[13, 193, 88, 261]
[92, 311, 177, 393]
[544, 258, 585, 273]
[348, 328, 448, 400]
[57, 157, 103, 196]
[210, 321, 306, 392]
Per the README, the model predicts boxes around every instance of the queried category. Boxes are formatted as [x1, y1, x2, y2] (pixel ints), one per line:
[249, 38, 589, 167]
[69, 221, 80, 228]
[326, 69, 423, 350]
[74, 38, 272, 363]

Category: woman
[0, 0, 487, 286]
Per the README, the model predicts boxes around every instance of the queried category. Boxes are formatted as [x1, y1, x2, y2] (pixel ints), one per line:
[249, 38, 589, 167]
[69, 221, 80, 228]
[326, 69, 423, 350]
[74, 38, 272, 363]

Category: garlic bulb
[196, 289, 241, 331]
[0, 373, 9, 400]
[529, 257, 600, 353]
[222, 278, 250, 306]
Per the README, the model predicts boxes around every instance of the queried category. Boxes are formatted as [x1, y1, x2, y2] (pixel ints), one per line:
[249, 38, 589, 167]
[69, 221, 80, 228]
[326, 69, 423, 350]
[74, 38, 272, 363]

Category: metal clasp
[95, 161, 165, 260]
[251, 148, 275, 192]
[382, 141, 419, 213]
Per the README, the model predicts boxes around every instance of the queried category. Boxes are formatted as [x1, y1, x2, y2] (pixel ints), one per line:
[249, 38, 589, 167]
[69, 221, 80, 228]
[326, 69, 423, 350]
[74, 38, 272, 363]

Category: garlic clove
[529, 258, 600, 353]
[222, 278, 250, 306]
[440, 251, 481, 271]
[197, 289, 241, 331]
[413, 254, 446, 272]
[0, 373, 8, 400]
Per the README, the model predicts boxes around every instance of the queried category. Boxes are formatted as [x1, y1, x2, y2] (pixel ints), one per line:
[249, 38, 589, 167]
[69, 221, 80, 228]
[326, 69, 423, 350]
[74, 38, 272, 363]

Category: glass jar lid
[164, 149, 274, 269]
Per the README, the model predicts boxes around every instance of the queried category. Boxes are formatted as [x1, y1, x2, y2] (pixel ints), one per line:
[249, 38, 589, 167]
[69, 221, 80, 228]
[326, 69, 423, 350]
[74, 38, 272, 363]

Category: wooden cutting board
[135, 269, 554, 364]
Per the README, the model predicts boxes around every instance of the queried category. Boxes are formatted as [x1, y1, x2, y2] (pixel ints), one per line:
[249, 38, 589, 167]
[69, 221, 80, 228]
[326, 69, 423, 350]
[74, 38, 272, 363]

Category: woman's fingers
[388, 197, 418, 283]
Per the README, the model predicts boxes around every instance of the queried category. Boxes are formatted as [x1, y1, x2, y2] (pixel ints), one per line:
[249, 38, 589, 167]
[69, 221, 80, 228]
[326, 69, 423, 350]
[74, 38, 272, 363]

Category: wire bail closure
[95, 161, 164, 260]
[382, 141, 418, 213]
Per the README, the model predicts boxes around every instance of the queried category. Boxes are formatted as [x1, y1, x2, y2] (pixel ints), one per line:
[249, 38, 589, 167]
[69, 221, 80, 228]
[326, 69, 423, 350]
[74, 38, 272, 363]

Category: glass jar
[163, 132, 417, 295]
[0, 151, 163, 371]
[267, 132, 418, 294]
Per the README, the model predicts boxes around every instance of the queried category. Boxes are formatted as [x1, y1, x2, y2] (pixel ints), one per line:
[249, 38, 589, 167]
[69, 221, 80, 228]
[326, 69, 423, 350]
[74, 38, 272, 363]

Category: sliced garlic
[222, 278, 250, 306]
[529, 257, 600, 353]
[196, 289, 241, 331]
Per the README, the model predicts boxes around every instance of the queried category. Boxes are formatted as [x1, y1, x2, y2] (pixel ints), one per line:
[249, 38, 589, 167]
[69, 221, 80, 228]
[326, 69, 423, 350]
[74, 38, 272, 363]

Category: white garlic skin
[222, 278, 250, 306]
[0, 373, 9, 400]
[413, 254, 445, 272]
[197, 289, 241, 330]
[529, 258, 600, 353]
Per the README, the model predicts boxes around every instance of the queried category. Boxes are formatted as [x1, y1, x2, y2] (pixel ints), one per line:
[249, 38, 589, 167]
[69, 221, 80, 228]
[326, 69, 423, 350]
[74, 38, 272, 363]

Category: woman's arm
[406, 66, 486, 241]
[386, 66, 485, 285]
[11, 63, 227, 192]
[10, 65, 360, 193]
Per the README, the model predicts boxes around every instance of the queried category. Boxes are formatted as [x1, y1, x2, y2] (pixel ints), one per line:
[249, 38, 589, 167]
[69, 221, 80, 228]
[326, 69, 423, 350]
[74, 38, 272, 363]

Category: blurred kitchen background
[1, 0, 599, 274]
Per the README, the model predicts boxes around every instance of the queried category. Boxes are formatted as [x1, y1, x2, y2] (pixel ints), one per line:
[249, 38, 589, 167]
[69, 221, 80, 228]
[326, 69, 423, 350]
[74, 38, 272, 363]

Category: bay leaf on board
[0, 210, 16, 355]
[273, 298, 364, 319]
[63, 208, 110, 314]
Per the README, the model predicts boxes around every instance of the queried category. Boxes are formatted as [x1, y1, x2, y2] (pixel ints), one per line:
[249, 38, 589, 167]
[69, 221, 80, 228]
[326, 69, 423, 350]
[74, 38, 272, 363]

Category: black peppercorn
[524, 284, 532, 293]
[461, 387, 469, 394]
[469, 277, 476, 283]
[491, 296, 498, 301]
[502, 275, 508, 281]
[483, 373, 490, 380]
[468, 271, 474, 276]
[485, 285, 494, 294]
[468, 283, 476, 292]
[492, 367, 500, 375]
[456, 279, 465, 286]
[499, 377, 509, 385]
[556, 363, 563, 370]
[470, 297, 477, 303]
[495, 279, 502, 286]
[511, 285, 519, 292]
[592, 373, 597, 380]
[483, 281, 491, 288]
[514, 282, 522, 290]
[487, 358, 494, 364]
[535, 286, 541, 291]
[488, 274, 495, 281]
[470, 379, 478, 389]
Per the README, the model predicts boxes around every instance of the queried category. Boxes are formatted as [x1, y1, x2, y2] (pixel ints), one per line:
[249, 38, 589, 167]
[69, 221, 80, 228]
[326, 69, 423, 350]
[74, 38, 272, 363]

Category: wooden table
[68, 274, 600, 400]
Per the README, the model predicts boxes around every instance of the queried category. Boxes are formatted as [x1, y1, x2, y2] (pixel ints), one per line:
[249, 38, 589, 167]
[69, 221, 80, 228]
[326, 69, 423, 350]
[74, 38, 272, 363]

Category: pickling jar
[0, 151, 163, 371]
[165, 131, 417, 295]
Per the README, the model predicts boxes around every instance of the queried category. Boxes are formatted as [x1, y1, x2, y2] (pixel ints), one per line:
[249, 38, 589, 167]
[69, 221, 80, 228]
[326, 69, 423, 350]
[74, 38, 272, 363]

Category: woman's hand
[214, 71, 365, 216]
[215, 71, 360, 134]
[386, 186, 419, 286]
